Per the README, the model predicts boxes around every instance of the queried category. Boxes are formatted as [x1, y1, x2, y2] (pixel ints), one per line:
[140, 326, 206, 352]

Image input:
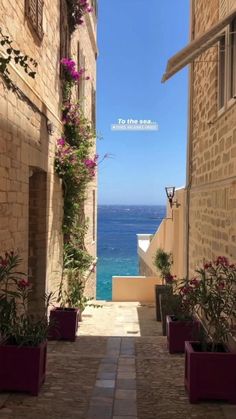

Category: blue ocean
[96, 205, 166, 300]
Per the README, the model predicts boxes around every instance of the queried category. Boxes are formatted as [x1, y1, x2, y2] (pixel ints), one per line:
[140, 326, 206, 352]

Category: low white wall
[137, 188, 187, 279]
[112, 276, 162, 302]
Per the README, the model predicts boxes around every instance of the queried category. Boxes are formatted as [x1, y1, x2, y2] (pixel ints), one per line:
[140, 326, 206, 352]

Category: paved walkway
[0, 302, 236, 418]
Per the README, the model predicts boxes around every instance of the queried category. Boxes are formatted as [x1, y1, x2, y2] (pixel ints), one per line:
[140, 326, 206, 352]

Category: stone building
[0, 0, 98, 311]
[164, 0, 236, 276]
[139, 0, 236, 279]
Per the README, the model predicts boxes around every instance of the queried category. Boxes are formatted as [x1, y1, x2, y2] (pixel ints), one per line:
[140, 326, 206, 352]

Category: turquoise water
[96, 205, 165, 300]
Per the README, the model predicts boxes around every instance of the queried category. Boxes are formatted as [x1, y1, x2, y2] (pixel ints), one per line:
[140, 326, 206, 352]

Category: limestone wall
[138, 188, 187, 280]
[0, 1, 97, 310]
[188, 0, 236, 274]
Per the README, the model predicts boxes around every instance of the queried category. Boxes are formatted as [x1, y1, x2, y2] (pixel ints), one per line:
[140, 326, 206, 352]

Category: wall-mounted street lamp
[165, 186, 180, 208]
[46, 120, 54, 136]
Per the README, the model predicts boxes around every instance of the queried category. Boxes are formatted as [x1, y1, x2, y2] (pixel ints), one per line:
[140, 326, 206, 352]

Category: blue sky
[97, 0, 190, 205]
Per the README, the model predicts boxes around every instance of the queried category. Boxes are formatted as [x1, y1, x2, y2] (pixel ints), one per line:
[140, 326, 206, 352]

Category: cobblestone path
[0, 302, 236, 418]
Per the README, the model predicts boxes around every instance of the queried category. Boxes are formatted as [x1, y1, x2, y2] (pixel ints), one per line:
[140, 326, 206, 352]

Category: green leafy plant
[154, 248, 173, 284]
[0, 252, 51, 347]
[178, 257, 236, 351]
[66, 0, 94, 34]
[55, 58, 97, 309]
[0, 28, 37, 90]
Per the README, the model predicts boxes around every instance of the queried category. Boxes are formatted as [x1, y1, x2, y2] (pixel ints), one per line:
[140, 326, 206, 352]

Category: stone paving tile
[0, 337, 105, 419]
[118, 357, 135, 365]
[97, 372, 117, 380]
[135, 335, 234, 419]
[115, 389, 137, 400]
[95, 380, 116, 389]
[92, 387, 114, 398]
[113, 417, 137, 419]
[98, 364, 117, 373]
[116, 379, 136, 390]
[113, 399, 137, 416]
[0, 303, 235, 419]
[87, 404, 113, 418]
[117, 372, 136, 379]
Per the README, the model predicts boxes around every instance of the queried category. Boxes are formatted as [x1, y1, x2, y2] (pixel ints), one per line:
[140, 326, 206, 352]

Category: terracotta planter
[185, 341, 236, 404]
[0, 340, 47, 396]
[155, 285, 170, 321]
[166, 315, 200, 353]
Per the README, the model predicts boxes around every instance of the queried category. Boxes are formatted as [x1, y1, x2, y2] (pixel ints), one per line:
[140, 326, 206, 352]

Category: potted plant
[154, 248, 173, 321]
[49, 240, 96, 340]
[0, 252, 50, 396]
[166, 280, 200, 353]
[184, 257, 236, 403]
[49, 267, 82, 341]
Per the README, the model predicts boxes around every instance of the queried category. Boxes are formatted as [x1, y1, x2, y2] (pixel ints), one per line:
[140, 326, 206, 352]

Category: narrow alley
[0, 303, 235, 419]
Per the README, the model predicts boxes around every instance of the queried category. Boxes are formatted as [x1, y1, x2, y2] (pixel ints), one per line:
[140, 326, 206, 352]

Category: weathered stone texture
[0, 2, 97, 302]
[188, 0, 236, 274]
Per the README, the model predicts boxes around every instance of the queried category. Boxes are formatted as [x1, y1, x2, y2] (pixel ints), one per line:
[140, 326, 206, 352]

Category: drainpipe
[185, 0, 195, 278]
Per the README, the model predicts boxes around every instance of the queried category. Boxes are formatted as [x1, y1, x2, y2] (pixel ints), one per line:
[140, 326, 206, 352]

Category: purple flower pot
[166, 315, 200, 353]
[185, 341, 236, 404]
[49, 308, 79, 341]
[0, 341, 47, 396]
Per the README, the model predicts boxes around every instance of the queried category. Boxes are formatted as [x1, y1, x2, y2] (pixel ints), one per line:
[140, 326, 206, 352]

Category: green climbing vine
[55, 57, 97, 309]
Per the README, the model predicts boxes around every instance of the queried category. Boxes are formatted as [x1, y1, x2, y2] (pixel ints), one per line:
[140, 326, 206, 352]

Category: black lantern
[165, 186, 175, 208]
[46, 120, 54, 136]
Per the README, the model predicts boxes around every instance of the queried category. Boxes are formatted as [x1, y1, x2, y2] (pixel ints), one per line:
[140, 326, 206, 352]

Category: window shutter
[219, 0, 228, 18]
[91, 86, 96, 128]
[77, 43, 80, 99]
[82, 54, 86, 99]
[27, 0, 38, 27]
[37, 0, 44, 39]
[79, 53, 86, 104]
[60, 0, 70, 76]
[26, 0, 44, 40]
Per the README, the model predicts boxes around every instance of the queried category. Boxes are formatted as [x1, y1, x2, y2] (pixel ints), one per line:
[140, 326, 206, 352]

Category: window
[91, 85, 96, 128]
[60, 0, 70, 76]
[218, 18, 236, 110]
[230, 19, 236, 98]
[219, 35, 226, 109]
[78, 50, 85, 105]
[77, 43, 80, 99]
[25, 0, 44, 40]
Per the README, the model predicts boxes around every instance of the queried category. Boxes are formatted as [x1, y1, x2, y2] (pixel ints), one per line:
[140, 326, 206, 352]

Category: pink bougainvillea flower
[203, 262, 212, 270]
[165, 273, 174, 284]
[57, 138, 66, 146]
[18, 278, 30, 289]
[215, 256, 229, 266]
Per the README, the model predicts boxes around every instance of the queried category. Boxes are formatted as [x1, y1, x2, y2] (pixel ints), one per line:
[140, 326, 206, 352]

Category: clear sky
[97, 0, 190, 205]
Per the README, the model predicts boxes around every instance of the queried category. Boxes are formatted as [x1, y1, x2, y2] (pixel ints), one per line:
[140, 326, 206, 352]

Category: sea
[96, 205, 166, 300]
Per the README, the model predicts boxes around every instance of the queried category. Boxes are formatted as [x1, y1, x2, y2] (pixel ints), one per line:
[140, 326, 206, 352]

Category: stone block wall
[188, 0, 236, 274]
[0, 1, 98, 308]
